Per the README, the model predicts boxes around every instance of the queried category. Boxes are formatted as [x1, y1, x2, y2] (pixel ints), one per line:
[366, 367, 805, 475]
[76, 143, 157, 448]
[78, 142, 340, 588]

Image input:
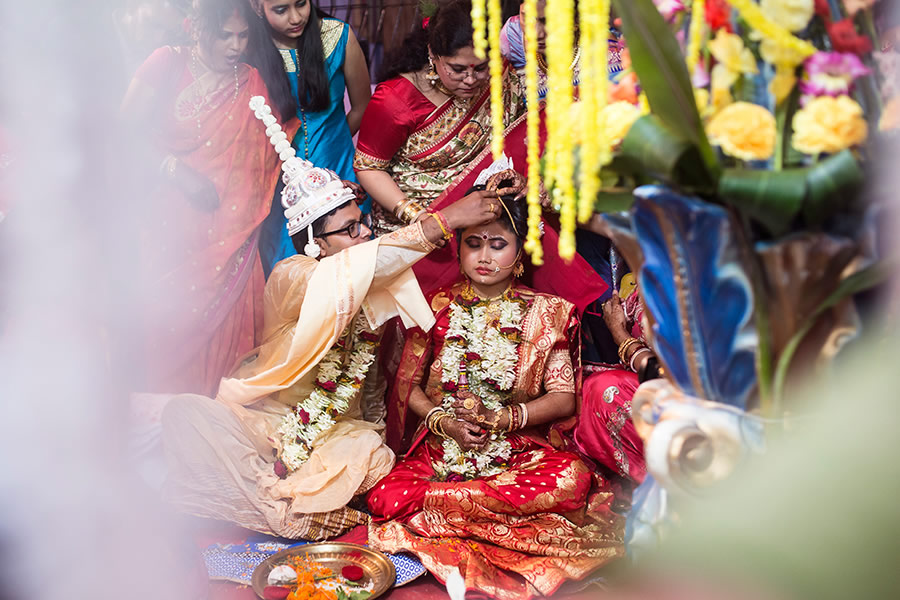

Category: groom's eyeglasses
[319, 213, 374, 239]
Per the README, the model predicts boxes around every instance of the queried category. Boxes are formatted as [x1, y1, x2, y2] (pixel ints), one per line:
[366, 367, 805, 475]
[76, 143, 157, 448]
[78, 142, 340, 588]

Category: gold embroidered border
[320, 18, 344, 60]
[353, 150, 391, 171]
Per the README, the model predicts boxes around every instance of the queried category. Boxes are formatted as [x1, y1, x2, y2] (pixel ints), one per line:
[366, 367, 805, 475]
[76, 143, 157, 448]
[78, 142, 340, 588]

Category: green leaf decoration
[718, 168, 806, 236]
[802, 150, 865, 225]
[771, 258, 896, 410]
[611, 0, 720, 180]
[718, 150, 864, 236]
[619, 115, 716, 192]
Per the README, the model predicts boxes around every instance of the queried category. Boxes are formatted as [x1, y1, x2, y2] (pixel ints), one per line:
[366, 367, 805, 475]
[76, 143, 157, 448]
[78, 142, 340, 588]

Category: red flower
[317, 380, 338, 393]
[446, 473, 465, 483]
[273, 459, 288, 479]
[705, 0, 733, 33]
[465, 352, 481, 361]
[341, 565, 364, 581]
[297, 408, 310, 424]
[828, 19, 873, 55]
[814, 0, 832, 21]
[500, 327, 518, 335]
[442, 381, 459, 393]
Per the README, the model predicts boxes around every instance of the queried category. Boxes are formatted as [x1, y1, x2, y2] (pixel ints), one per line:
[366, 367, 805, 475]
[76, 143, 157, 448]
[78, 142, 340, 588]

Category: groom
[162, 97, 502, 539]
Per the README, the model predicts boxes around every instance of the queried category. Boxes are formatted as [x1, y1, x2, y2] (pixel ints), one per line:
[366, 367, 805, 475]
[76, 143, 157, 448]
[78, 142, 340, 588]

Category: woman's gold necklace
[536, 46, 581, 73]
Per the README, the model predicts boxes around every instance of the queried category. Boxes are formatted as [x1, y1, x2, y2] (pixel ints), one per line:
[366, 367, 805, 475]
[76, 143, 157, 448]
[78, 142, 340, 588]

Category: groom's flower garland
[434, 288, 530, 480]
[275, 317, 379, 476]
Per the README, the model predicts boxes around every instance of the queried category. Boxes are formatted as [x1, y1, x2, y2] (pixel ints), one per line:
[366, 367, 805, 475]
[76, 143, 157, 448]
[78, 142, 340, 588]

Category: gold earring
[513, 262, 524, 278]
[426, 56, 439, 85]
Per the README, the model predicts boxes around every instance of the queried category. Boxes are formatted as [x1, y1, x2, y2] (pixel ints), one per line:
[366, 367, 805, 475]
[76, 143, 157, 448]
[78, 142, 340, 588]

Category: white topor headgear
[249, 96, 356, 258]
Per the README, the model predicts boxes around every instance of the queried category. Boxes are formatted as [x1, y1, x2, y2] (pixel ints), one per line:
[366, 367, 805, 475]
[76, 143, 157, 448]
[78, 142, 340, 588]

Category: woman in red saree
[121, 0, 296, 395]
[367, 195, 624, 600]
[354, 0, 525, 235]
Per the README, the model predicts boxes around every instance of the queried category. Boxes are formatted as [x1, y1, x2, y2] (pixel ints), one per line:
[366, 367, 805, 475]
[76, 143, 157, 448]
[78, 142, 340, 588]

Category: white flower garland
[433, 290, 529, 480]
[276, 317, 379, 473]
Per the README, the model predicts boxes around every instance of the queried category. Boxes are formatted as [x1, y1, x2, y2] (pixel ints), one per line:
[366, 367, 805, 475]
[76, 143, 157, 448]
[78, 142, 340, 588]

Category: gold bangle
[617, 337, 641, 364]
[393, 198, 413, 219]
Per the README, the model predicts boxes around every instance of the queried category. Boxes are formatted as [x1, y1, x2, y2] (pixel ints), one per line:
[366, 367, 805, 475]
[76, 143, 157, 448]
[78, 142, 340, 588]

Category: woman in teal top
[246, 0, 371, 275]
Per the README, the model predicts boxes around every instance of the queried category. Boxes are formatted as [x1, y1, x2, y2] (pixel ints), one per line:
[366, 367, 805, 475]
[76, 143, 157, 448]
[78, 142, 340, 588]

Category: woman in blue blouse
[246, 0, 371, 275]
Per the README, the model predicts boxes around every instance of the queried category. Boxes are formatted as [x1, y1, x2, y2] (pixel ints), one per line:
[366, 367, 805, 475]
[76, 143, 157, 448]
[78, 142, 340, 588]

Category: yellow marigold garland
[546, 0, 577, 260]
[686, 0, 706, 77]
[723, 0, 816, 58]
[577, 0, 611, 225]
[488, 0, 504, 159]
[523, 0, 543, 265]
[471, 0, 487, 59]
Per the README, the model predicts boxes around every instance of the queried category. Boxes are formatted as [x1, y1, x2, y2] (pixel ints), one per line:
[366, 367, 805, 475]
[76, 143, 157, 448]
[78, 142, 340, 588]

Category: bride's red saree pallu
[370, 284, 624, 600]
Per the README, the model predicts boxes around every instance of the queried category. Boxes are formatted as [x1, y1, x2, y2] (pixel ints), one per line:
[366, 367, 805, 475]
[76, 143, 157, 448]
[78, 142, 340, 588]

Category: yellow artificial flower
[707, 101, 776, 161]
[711, 64, 735, 113]
[759, 0, 814, 33]
[759, 38, 807, 69]
[694, 88, 713, 119]
[879, 96, 900, 131]
[792, 95, 868, 154]
[709, 29, 759, 85]
[759, 38, 806, 104]
[600, 101, 642, 148]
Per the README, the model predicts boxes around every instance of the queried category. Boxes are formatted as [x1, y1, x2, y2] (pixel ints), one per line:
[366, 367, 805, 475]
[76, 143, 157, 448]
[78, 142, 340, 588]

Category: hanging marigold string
[686, 0, 706, 77]
[723, 0, 816, 57]
[577, 0, 611, 226]
[546, 0, 577, 260]
[522, 0, 544, 265]
[488, 0, 504, 158]
[471, 0, 488, 58]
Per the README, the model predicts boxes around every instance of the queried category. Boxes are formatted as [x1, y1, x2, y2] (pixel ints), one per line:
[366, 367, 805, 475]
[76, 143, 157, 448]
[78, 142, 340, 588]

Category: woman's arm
[410, 385, 489, 451]
[356, 168, 413, 216]
[343, 28, 371, 136]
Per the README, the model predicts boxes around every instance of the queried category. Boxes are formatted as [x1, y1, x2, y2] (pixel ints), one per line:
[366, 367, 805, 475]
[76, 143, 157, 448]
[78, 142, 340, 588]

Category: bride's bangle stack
[425, 406, 452, 439]
[504, 403, 529, 432]
[618, 336, 652, 373]
[394, 198, 427, 224]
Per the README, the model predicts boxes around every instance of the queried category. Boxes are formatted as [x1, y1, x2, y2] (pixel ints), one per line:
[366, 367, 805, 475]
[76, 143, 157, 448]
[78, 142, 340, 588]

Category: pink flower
[465, 352, 481, 361]
[446, 473, 465, 483]
[443, 381, 459, 393]
[273, 459, 288, 479]
[653, 0, 686, 21]
[800, 51, 871, 99]
[297, 408, 310, 424]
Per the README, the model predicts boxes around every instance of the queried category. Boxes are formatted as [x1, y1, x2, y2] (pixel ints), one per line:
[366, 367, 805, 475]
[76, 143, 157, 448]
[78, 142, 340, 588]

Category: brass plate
[251, 542, 396, 599]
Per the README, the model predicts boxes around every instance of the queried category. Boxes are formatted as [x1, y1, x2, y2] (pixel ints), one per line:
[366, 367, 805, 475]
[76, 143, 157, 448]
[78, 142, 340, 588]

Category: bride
[367, 183, 624, 600]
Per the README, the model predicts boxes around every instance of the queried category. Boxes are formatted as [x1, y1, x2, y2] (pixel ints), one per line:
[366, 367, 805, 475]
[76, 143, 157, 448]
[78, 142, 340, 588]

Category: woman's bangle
[425, 405, 442, 426]
[629, 347, 652, 372]
[393, 198, 413, 219]
[519, 403, 528, 429]
[160, 154, 178, 179]
[429, 211, 453, 240]
[617, 337, 642, 365]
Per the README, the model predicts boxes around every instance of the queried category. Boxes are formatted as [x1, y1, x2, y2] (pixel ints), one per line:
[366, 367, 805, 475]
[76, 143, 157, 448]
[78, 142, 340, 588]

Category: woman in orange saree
[121, 0, 296, 395]
[367, 196, 624, 600]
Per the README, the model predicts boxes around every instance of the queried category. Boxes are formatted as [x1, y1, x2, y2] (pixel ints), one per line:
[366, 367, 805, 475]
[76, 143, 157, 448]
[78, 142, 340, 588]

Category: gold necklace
[461, 280, 514, 302]
[536, 46, 581, 73]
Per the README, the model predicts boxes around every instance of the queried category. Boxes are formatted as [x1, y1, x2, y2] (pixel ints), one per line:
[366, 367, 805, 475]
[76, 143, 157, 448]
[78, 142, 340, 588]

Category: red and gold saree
[369, 282, 624, 600]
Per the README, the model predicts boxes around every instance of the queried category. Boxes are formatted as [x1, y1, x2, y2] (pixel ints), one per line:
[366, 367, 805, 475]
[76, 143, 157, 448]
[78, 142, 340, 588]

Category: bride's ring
[463, 397, 476, 410]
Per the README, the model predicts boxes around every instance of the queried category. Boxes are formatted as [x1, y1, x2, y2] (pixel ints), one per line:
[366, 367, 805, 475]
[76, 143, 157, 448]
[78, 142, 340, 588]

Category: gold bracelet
[403, 203, 426, 224]
[393, 198, 414, 219]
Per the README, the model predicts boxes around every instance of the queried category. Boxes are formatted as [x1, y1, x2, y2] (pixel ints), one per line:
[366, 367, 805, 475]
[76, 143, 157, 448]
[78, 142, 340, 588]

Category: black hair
[377, 0, 476, 83]
[244, 1, 331, 119]
[290, 200, 352, 254]
[458, 184, 529, 251]
[191, 0, 248, 47]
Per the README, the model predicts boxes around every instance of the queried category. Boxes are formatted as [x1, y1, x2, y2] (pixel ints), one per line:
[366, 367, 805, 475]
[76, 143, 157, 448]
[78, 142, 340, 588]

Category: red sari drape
[134, 46, 298, 395]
